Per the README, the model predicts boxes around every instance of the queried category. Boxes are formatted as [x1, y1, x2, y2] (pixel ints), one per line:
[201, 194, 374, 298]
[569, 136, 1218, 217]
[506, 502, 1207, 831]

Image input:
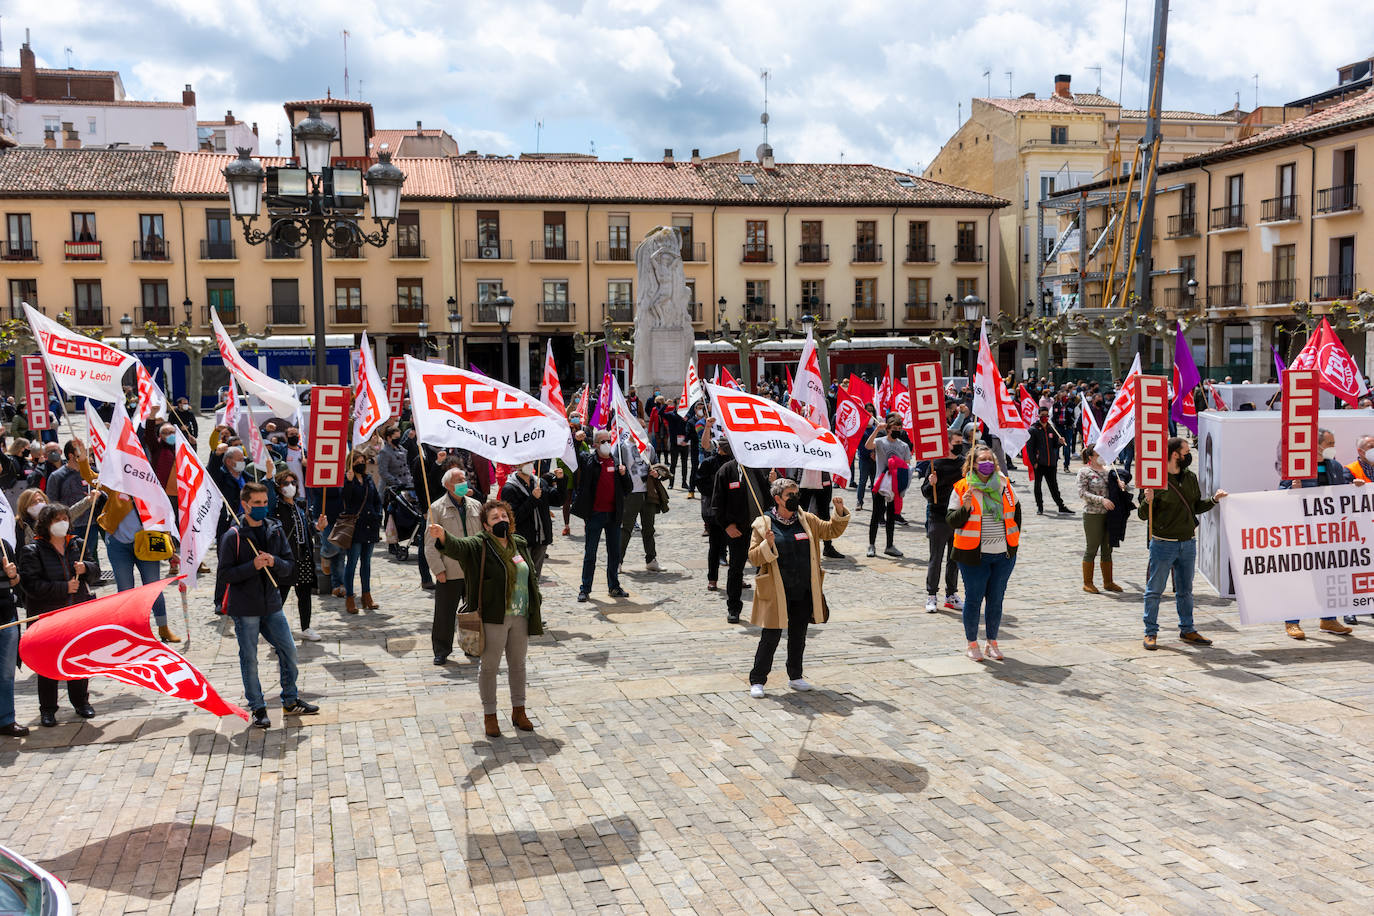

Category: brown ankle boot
[361, 592, 379, 610]
[1101, 561, 1123, 592]
[511, 707, 534, 731]
[484, 714, 501, 737]
[345, 596, 358, 614]
[157, 625, 181, 643]
[1082, 561, 1099, 594]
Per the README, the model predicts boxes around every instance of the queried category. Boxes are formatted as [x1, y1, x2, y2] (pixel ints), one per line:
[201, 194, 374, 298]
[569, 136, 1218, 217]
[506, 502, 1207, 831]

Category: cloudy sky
[9, 0, 1373, 170]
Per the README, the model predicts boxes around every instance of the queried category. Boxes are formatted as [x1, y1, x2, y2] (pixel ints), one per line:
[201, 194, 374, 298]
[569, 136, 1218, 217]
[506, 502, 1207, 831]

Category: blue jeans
[107, 536, 168, 625]
[231, 610, 299, 711]
[580, 510, 622, 593]
[958, 552, 1016, 641]
[856, 460, 876, 504]
[1143, 538, 1196, 636]
[1285, 617, 1337, 624]
[319, 521, 345, 590]
[0, 607, 17, 726]
[344, 540, 375, 596]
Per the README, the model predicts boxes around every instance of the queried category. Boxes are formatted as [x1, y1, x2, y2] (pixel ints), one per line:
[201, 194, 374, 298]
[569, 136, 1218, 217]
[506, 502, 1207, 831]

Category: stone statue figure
[632, 226, 695, 399]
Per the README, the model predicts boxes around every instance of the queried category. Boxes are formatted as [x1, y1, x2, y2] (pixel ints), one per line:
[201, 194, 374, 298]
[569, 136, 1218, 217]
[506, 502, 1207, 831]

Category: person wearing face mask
[1027, 407, 1071, 516]
[948, 445, 1022, 661]
[1077, 445, 1127, 594]
[44, 439, 101, 564]
[616, 437, 664, 573]
[501, 460, 567, 580]
[218, 482, 319, 729]
[425, 467, 483, 665]
[171, 397, 198, 440]
[920, 431, 966, 613]
[1138, 436, 1227, 650]
[18, 502, 102, 726]
[572, 430, 631, 603]
[864, 417, 912, 557]
[15, 488, 49, 550]
[340, 448, 384, 614]
[429, 500, 543, 738]
[1279, 428, 1362, 637]
[99, 484, 180, 643]
[377, 425, 415, 558]
[746, 478, 850, 697]
[282, 427, 307, 484]
[211, 446, 251, 539]
[709, 434, 772, 623]
[274, 470, 325, 641]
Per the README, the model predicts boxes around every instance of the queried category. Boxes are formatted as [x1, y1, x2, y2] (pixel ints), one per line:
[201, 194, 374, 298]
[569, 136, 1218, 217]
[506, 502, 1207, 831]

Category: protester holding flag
[947, 445, 1022, 662]
[211, 446, 252, 538]
[616, 436, 664, 573]
[1077, 445, 1126, 594]
[572, 430, 631, 602]
[1279, 428, 1361, 639]
[921, 429, 966, 613]
[501, 461, 567, 579]
[18, 502, 102, 726]
[1026, 407, 1072, 516]
[340, 448, 384, 614]
[100, 492, 179, 643]
[710, 440, 771, 624]
[746, 477, 850, 697]
[218, 482, 319, 729]
[855, 404, 880, 510]
[429, 500, 543, 738]
[425, 467, 483, 666]
[864, 416, 912, 557]
[45, 439, 100, 564]
[1137, 437, 1226, 651]
[273, 468, 325, 642]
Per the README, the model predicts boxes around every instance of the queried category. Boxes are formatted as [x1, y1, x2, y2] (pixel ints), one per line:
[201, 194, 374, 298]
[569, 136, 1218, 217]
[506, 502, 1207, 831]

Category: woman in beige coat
[747, 476, 850, 697]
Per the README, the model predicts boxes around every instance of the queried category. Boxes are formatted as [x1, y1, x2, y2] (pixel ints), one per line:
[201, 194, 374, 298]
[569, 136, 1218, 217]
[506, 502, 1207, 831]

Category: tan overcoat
[747, 505, 851, 629]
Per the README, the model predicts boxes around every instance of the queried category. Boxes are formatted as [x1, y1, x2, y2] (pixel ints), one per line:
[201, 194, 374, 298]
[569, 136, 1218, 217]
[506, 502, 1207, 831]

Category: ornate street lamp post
[492, 291, 515, 384]
[222, 107, 405, 384]
[446, 297, 462, 367]
[960, 294, 985, 377]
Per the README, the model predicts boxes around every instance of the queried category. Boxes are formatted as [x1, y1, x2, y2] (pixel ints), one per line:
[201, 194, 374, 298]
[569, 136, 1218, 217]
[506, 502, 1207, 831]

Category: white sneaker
[646, 559, 662, 571]
[301, 628, 321, 642]
[749, 684, 765, 698]
[925, 595, 938, 613]
[944, 594, 964, 611]
[787, 678, 813, 691]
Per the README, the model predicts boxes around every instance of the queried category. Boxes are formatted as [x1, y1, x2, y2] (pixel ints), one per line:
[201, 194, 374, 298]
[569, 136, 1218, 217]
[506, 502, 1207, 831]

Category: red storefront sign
[306, 386, 351, 488]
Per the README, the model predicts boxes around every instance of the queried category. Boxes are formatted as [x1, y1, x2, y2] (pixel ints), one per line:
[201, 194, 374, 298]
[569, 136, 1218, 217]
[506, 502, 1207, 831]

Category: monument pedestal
[634, 326, 691, 400]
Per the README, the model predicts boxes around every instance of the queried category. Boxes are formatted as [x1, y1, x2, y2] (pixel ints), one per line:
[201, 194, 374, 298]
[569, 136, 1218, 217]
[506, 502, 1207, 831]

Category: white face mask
[1323, 447, 1338, 461]
[597, 444, 612, 457]
[520, 463, 535, 476]
[26, 503, 44, 519]
[229, 460, 244, 475]
[280, 484, 297, 499]
[49, 520, 70, 538]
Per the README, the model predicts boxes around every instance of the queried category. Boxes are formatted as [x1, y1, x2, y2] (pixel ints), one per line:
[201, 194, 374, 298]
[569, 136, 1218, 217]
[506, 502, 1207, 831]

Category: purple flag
[1171, 321, 1202, 434]
[1272, 345, 1286, 383]
[590, 352, 614, 429]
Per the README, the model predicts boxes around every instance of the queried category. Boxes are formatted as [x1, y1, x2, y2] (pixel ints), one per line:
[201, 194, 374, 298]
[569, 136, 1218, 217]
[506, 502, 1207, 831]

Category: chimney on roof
[416, 120, 422, 134]
[43, 128, 56, 149]
[1054, 74, 1072, 99]
[225, 110, 234, 125]
[151, 141, 167, 150]
[252, 122, 258, 137]
[691, 148, 701, 165]
[64, 127, 80, 149]
[663, 147, 674, 165]
[183, 84, 196, 107]
[19, 39, 37, 102]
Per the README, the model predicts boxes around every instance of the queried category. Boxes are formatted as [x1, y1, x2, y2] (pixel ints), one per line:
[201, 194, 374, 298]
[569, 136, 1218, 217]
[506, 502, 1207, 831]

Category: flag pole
[703, 382, 766, 517]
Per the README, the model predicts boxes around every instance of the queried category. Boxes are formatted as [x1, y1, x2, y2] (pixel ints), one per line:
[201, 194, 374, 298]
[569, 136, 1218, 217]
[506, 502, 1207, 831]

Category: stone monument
[631, 226, 695, 400]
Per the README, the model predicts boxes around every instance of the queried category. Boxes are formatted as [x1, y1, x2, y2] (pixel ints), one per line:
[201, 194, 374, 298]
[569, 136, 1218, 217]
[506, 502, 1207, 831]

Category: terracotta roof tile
[1073, 93, 1120, 107]
[695, 162, 1005, 207]
[0, 66, 119, 78]
[1119, 108, 1237, 122]
[976, 96, 1080, 114]
[283, 98, 373, 111]
[0, 147, 177, 196]
[168, 151, 454, 198]
[30, 98, 187, 109]
[451, 158, 713, 202]
[369, 129, 409, 152]
[1178, 87, 1374, 164]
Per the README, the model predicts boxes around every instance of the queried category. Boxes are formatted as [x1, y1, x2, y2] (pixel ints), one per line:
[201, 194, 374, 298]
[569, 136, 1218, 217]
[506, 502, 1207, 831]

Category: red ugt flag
[20, 578, 248, 721]
[1291, 317, 1364, 407]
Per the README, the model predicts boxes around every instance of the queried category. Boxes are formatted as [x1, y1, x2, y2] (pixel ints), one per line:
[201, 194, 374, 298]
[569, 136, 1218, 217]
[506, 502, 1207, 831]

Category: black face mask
[352, 463, 367, 475]
[287, 436, 300, 446]
[490, 520, 510, 539]
[783, 494, 800, 512]
[1177, 453, 1193, 470]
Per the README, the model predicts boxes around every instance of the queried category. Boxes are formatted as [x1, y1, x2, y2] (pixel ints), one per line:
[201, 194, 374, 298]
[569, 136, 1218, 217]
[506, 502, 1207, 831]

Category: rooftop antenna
[1253, 73, 1259, 109]
[590, 139, 596, 158]
[357, 78, 364, 98]
[536, 119, 543, 154]
[342, 30, 350, 97]
[1235, 90, 1240, 109]
[1088, 65, 1103, 95]
[983, 68, 991, 96]
[759, 68, 770, 144]
[64, 46, 73, 98]
[1006, 70, 1013, 96]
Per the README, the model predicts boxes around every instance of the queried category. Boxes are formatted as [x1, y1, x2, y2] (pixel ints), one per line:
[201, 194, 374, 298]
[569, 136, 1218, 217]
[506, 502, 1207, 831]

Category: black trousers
[707, 523, 727, 584]
[279, 580, 313, 630]
[800, 485, 833, 545]
[418, 545, 432, 587]
[430, 580, 465, 659]
[1033, 465, 1065, 511]
[869, 495, 896, 547]
[38, 676, 89, 716]
[926, 523, 959, 596]
[750, 595, 813, 685]
[723, 528, 748, 617]
[669, 444, 689, 487]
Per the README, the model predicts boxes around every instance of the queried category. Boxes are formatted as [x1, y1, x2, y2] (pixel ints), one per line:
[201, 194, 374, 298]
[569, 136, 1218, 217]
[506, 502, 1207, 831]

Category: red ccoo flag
[19, 578, 248, 720]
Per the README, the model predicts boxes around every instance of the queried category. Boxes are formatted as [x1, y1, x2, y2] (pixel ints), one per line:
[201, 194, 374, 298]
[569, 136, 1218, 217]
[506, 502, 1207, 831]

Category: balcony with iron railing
[905, 243, 936, 263]
[201, 305, 237, 326]
[331, 303, 368, 325]
[71, 305, 109, 327]
[681, 241, 707, 262]
[266, 243, 301, 260]
[904, 300, 938, 321]
[1207, 283, 1245, 308]
[1316, 184, 1359, 214]
[798, 301, 830, 320]
[603, 300, 634, 323]
[530, 240, 580, 261]
[1257, 278, 1297, 304]
[1, 240, 38, 261]
[852, 301, 885, 322]
[1209, 204, 1246, 231]
[134, 239, 171, 261]
[270, 303, 304, 326]
[392, 302, 428, 324]
[743, 301, 774, 323]
[464, 239, 514, 261]
[136, 305, 175, 326]
[537, 301, 576, 324]
[852, 242, 883, 263]
[393, 239, 427, 259]
[797, 242, 829, 263]
[741, 243, 773, 264]
[1260, 195, 1299, 223]
[688, 300, 704, 322]
[328, 243, 363, 260]
[953, 244, 984, 263]
[1313, 273, 1357, 300]
[595, 241, 633, 262]
[199, 239, 236, 260]
[1161, 286, 1200, 310]
[471, 302, 499, 324]
[64, 240, 102, 261]
[1166, 213, 1199, 238]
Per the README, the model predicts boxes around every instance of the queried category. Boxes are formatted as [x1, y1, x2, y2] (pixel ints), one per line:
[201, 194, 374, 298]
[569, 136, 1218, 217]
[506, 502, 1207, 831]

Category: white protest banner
[539, 341, 577, 463]
[101, 402, 175, 534]
[174, 431, 223, 590]
[1133, 375, 1170, 490]
[24, 302, 136, 403]
[906, 362, 950, 461]
[85, 401, 109, 466]
[0, 485, 14, 549]
[705, 381, 848, 476]
[133, 362, 168, 425]
[971, 320, 1029, 457]
[1281, 369, 1319, 481]
[404, 355, 568, 463]
[1093, 353, 1142, 465]
[1221, 484, 1374, 624]
[20, 355, 51, 431]
[351, 331, 390, 447]
[790, 329, 830, 430]
[676, 358, 706, 417]
[607, 374, 651, 457]
[210, 310, 300, 419]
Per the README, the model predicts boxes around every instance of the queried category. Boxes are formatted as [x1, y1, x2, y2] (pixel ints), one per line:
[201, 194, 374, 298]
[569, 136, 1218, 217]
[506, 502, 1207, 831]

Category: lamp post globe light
[120, 313, 133, 350]
[446, 296, 462, 366]
[494, 291, 515, 384]
[960, 294, 985, 377]
[222, 106, 406, 384]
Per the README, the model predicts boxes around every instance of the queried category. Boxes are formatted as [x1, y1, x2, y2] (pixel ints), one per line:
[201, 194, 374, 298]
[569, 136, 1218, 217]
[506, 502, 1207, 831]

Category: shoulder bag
[457, 544, 486, 657]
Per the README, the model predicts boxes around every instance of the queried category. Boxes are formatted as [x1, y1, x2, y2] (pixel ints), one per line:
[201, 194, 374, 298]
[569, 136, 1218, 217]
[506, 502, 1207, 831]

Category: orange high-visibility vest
[1347, 460, 1370, 483]
[952, 477, 1020, 551]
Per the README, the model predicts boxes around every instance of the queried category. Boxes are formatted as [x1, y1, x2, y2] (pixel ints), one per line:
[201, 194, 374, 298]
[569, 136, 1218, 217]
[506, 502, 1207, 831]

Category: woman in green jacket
[429, 499, 542, 738]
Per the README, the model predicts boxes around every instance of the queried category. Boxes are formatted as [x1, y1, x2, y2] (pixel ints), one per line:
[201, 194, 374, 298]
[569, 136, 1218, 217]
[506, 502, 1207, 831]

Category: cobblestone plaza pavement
[3, 471, 1374, 914]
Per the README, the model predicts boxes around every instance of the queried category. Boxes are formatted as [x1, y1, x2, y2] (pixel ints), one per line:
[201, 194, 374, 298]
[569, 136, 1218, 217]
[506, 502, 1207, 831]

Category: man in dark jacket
[663, 408, 691, 489]
[572, 430, 631, 602]
[1026, 407, 1071, 515]
[710, 439, 771, 623]
[218, 481, 320, 729]
[501, 461, 566, 578]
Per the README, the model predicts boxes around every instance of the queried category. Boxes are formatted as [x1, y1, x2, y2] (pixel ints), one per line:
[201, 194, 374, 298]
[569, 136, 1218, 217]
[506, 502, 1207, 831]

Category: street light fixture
[960, 294, 985, 376]
[494, 290, 515, 384]
[447, 296, 462, 366]
[120, 313, 133, 350]
[223, 107, 406, 384]
[416, 319, 430, 357]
